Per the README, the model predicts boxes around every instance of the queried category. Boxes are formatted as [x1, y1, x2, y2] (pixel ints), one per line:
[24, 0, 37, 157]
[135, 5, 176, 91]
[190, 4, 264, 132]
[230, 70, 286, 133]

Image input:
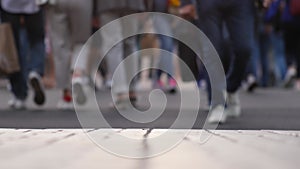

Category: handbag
[0, 23, 20, 76]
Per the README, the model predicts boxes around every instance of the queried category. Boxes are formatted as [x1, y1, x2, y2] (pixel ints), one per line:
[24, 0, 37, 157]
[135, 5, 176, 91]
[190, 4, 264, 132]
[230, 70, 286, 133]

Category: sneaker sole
[73, 82, 87, 105]
[30, 77, 45, 105]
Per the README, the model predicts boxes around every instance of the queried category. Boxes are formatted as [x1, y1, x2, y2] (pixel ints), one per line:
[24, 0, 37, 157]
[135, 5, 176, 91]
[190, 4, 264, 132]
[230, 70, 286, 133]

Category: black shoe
[247, 81, 258, 93]
[29, 71, 45, 105]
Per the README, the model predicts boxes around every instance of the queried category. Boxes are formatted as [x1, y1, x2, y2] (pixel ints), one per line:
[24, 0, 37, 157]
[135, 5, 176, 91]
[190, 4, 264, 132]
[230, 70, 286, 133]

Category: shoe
[284, 67, 296, 88]
[8, 97, 17, 108]
[226, 92, 241, 118]
[8, 97, 26, 110]
[14, 99, 26, 110]
[246, 75, 258, 93]
[168, 78, 177, 94]
[29, 71, 46, 106]
[247, 81, 258, 93]
[207, 105, 226, 124]
[57, 89, 73, 110]
[72, 77, 87, 105]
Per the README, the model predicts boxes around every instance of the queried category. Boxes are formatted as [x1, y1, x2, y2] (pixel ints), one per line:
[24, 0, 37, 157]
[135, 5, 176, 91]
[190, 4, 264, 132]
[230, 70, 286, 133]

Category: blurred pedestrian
[181, 0, 256, 123]
[282, 0, 300, 91]
[261, 0, 287, 87]
[246, 1, 287, 90]
[152, 0, 177, 94]
[45, 0, 93, 109]
[0, 0, 46, 109]
[96, 0, 145, 107]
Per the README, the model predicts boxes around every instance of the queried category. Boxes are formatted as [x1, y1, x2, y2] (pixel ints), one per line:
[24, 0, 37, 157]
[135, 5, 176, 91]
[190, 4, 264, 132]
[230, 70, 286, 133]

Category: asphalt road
[0, 88, 299, 130]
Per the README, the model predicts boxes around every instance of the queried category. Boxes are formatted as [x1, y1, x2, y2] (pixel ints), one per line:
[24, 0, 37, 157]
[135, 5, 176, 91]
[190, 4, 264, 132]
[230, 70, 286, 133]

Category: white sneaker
[245, 75, 258, 93]
[29, 71, 46, 106]
[8, 98, 26, 110]
[284, 67, 296, 88]
[226, 92, 241, 118]
[207, 105, 227, 124]
[8, 97, 17, 108]
[72, 77, 87, 105]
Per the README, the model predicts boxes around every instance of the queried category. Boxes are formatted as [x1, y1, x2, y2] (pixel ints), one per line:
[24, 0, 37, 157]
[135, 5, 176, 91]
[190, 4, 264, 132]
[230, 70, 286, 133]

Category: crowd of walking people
[0, 0, 299, 124]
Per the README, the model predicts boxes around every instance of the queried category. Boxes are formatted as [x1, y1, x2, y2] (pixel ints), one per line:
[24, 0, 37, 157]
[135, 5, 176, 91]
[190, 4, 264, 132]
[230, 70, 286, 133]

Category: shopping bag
[0, 23, 20, 76]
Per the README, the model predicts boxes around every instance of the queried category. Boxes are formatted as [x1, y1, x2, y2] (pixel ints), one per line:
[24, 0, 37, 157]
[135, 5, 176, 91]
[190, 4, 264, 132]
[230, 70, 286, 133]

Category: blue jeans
[195, 0, 255, 106]
[153, 1, 175, 80]
[259, 30, 287, 86]
[155, 34, 175, 79]
[247, 37, 260, 79]
[270, 32, 287, 82]
[0, 9, 46, 100]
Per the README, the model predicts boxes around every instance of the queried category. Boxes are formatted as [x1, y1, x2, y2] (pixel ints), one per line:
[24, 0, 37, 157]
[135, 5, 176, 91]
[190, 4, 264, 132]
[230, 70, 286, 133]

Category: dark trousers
[0, 8, 45, 100]
[195, 0, 255, 94]
[284, 23, 300, 78]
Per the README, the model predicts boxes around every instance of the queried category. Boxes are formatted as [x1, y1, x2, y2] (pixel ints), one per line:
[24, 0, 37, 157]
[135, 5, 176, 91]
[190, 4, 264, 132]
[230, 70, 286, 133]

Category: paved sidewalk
[0, 129, 299, 169]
